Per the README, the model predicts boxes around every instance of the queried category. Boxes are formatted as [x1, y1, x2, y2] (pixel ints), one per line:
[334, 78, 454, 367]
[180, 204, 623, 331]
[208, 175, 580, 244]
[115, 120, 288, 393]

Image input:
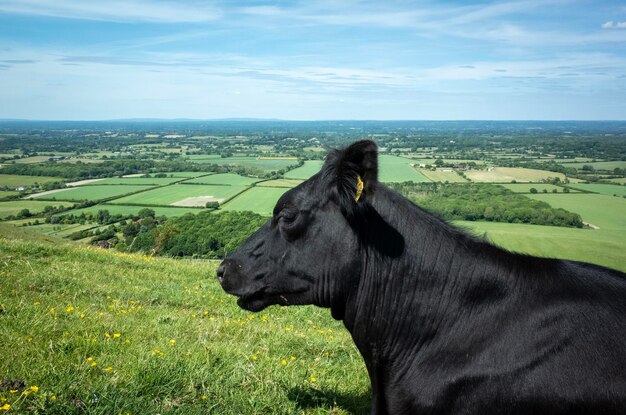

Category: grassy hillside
[0, 225, 368, 415]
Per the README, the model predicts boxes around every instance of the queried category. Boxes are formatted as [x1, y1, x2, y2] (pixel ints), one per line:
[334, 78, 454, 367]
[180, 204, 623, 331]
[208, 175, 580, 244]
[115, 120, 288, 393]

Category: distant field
[527, 193, 626, 230]
[565, 161, 626, 170]
[464, 167, 566, 183]
[284, 160, 324, 179]
[188, 156, 298, 172]
[10, 156, 52, 164]
[92, 177, 183, 186]
[0, 190, 19, 199]
[607, 178, 626, 184]
[379, 155, 431, 183]
[7, 222, 96, 237]
[60, 204, 204, 217]
[257, 179, 304, 188]
[564, 183, 626, 197]
[151, 171, 212, 178]
[111, 184, 248, 206]
[0, 200, 74, 218]
[32, 185, 154, 202]
[182, 173, 260, 186]
[419, 168, 468, 183]
[0, 174, 64, 187]
[459, 221, 625, 272]
[221, 187, 288, 215]
[499, 183, 572, 193]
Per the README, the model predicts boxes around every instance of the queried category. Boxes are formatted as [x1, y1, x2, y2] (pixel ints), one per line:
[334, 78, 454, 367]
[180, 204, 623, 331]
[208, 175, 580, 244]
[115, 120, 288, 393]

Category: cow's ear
[333, 140, 378, 208]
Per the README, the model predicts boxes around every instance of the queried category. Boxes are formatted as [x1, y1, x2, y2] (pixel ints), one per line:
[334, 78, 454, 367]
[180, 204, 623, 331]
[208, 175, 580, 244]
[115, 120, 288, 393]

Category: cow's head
[217, 140, 398, 317]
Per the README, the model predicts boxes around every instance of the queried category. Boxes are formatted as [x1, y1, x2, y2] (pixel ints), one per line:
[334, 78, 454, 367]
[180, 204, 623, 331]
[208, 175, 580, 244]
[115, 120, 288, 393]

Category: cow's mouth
[235, 288, 307, 312]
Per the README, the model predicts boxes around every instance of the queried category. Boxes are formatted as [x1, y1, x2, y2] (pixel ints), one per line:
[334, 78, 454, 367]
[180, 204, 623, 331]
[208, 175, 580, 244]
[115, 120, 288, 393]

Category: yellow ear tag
[354, 175, 364, 202]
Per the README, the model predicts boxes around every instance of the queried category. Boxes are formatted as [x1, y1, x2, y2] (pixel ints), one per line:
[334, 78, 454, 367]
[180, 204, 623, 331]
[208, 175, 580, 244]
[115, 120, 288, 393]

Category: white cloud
[602, 21, 626, 30]
[0, 0, 220, 23]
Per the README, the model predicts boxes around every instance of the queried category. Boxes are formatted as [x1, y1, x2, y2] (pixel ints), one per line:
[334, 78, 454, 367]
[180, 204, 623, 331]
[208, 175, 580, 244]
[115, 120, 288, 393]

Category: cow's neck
[339, 184, 524, 369]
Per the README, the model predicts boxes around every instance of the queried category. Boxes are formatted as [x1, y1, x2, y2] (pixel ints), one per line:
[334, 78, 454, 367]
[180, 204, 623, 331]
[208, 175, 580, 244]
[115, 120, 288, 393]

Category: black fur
[218, 140, 626, 415]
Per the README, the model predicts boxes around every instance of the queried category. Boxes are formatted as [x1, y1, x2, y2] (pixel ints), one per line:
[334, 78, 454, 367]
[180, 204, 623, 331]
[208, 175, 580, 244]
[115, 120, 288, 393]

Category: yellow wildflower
[33, 301, 40, 305]
[9, 390, 17, 394]
[201, 395, 207, 400]
[310, 376, 317, 383]
[113, 333, 121, 338]
[169, 339, 176, 346]
[66, 306, 74, 312]
[251, 355, 258, 361]
[105, 367, 113, 372]
[91, 362, 97, 367]
[30, 385, 39, 393]
[104, 332, 111, 338]
[281, 359, 287, 366]
[290, 356, 296, 361]
[1, 404, 10, 411]
[87, 357, 93, 362]
[50, 395, 57, 401]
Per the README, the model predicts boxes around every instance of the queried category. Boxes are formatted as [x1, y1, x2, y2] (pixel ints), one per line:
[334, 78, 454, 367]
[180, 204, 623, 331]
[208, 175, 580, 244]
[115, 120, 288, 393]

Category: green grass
[221, 187, 289, 216]
[257, 179, 304, 188]
[284, 161, 324, 179]
[152, 172, 213, 178]
[91, 177, 183, 186]
[565, 161, 626, 170]
[0, 174, 64, 187]
[0, 200, 74, 218]
[61, 204, 205, 218]
[378, 155, 431, 183]
[0, 190, 20, 200]
[0, 225, 369, 414]
[111, 185, 249, 206]
[32, 185, 155, 202]
[564, 183, 626, 197]
[527, 193, 626, 230]
[499, 183, 573, 193]
[458, 221, 625, 272]
[181, 174, 261, 186]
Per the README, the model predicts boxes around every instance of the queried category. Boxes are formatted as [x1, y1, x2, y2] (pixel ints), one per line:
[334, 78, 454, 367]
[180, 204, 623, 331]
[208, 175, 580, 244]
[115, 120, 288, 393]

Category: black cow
[218, 140, 626, 414]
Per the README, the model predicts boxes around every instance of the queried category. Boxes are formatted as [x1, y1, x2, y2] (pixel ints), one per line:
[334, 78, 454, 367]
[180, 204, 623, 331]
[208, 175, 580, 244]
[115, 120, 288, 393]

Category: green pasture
[0, 174, 64, 187]
[93, 177, 183, 186]
[0, 227, 368, 414]
[527, 193, 625, 230]
[284, 161, 324, 179]
[419, 169, 468, 183]
[0, 200, 74, 218]
[10, 156, 52, 164]
[564, 183, 626, 197]
[32, 185, 154, 202]
[0, 190, 20, 199]
[257, 179, 304, 188]
[111, 184, 248, 206]
[458, 221, 625, 272]
[565, 161, 626, 170]
[607, 178, 626, 184]
[221, 187, 289, 215]
[152, 171, 212, 178]
[188, 156, 298, 173]
[182, 173, 260, 186]
[499, 183, 572, 193]
[378, 155, 431, 183]
[61, 204, 204, 218]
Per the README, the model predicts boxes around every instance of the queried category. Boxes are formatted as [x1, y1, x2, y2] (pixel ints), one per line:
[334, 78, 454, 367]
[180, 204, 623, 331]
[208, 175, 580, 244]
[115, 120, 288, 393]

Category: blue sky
[0, 0, 625, 120]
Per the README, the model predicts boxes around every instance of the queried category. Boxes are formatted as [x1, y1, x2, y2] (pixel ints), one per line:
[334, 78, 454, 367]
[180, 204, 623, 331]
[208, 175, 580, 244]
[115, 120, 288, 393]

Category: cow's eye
[279, 210, 298, 224]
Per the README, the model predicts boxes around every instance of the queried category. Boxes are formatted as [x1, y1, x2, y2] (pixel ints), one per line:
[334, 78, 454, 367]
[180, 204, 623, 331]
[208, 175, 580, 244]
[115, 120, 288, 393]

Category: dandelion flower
[87, 357, 93, 362]
[9, 390, 17, 394]
[30, 385, 39, 393]
[290, 356, 296, 361]
[65, 306, 74, 313]
[50, 395, 57, 401]
[91, 362, 97, 367]
[310, 376, 317, 383]
[1, 404, 10, 411]
[281, 359, 287, 366]
[105, 367, 113, 372]
[113, 333, 121, 338]
[201, 395, 207, 400]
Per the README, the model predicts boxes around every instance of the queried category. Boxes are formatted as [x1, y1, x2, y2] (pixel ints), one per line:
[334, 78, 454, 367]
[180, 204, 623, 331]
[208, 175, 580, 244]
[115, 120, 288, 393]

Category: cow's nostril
[216, 263, 226, 284]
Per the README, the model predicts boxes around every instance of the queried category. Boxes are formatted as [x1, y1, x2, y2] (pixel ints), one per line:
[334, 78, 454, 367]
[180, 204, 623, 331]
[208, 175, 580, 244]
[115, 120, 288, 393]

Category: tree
[205, 201, 220, 209]
[529, 187, 538, 194]
[137, 208, 156, 219]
